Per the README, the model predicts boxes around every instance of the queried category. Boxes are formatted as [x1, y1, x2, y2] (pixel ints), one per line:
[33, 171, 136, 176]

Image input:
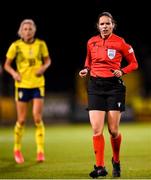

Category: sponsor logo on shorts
[19, 91, 23, 99]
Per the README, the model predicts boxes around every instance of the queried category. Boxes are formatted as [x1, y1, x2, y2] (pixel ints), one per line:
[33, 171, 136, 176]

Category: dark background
[0, 0, 151, 95]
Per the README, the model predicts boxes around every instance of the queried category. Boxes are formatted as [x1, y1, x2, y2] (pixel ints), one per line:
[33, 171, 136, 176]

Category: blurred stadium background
[0, 0, 151, 124]
[0, 65, 151, 124]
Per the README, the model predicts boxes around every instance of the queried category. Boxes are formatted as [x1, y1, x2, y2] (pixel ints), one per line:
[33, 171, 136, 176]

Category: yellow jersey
[6, 38, 49, 88]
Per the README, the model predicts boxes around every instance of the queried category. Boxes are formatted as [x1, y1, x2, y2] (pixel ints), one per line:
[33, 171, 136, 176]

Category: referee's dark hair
[96, 11, 117, 30]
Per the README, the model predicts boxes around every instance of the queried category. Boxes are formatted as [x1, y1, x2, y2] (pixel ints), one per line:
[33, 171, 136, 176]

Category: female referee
[79, 12, 138, 178]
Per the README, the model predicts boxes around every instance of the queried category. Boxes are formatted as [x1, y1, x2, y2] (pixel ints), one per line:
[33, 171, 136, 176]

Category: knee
[108, 128, 118, 138]
[92, 127, 103, 136]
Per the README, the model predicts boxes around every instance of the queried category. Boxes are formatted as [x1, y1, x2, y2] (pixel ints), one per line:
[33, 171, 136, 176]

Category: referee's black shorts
[87, 76, 126, 112]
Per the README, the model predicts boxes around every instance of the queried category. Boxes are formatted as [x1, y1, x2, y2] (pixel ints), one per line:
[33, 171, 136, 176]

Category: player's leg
[106, 79, 125, 177]
[14, 100, 28, 164]
[107, 110, 121, 177]
[33, 97, 45, 162]
[89, 110, 108, 178]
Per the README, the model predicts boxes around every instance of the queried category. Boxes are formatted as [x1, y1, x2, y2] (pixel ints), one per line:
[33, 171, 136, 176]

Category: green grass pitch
[0, 122, 151, 179]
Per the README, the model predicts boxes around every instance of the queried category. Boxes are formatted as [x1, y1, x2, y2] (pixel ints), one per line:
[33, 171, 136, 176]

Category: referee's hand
[111, 69, 123, 77]
[79, 68, 88, 77]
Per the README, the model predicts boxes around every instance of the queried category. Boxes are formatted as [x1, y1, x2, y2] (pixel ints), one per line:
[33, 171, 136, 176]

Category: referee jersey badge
[107, 49, 116, 59]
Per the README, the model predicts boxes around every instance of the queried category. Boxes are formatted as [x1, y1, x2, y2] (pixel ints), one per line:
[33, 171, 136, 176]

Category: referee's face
[97, 16, 114, 39]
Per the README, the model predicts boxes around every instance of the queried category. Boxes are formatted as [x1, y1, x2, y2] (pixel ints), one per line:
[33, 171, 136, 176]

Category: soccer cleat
[37, 152, 45, 162]
[89, 165, 108, 178]
[14, 150, 24, 164]
[112, 157, 121, 177]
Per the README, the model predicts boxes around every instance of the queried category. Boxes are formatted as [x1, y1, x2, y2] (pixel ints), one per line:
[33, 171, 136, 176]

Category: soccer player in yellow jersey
[4, 19, 51, 164]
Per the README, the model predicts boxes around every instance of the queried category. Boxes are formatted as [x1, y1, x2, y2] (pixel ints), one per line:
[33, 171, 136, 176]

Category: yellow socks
[35, 121, 45, 153]
[14, 122, 24, 151]
[14, 121, 45, 155]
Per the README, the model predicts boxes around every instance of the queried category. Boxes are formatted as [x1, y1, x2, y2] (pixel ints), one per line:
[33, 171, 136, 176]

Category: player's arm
[79, 41, 91, 78]
[120, 42, 138, 74]
[4, 58, 21, 82]
[35, 56, 51, 77]
[121, 52, 138, 74]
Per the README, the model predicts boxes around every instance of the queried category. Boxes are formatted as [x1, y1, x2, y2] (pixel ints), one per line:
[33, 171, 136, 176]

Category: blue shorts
[87, 76, 126, 112]
[15, 87, 45, 102]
